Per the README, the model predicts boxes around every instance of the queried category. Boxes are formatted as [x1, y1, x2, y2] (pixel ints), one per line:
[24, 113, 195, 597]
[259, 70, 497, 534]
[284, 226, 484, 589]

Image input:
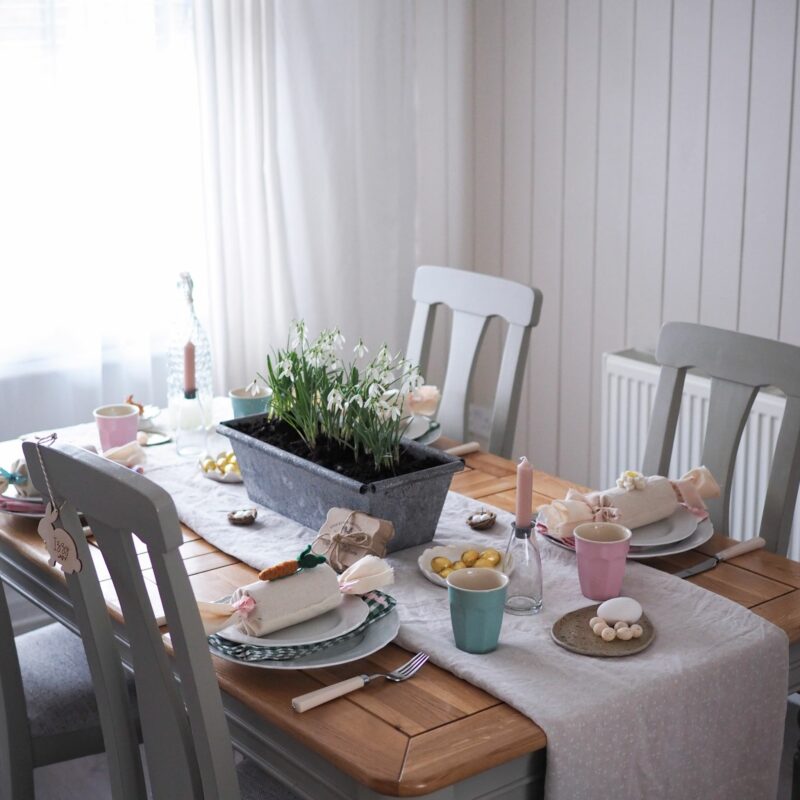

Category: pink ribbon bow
[232, 595, 256, 617]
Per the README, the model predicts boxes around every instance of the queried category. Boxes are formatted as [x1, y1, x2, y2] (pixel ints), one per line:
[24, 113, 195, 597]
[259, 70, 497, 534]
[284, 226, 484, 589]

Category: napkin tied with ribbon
[198, 554, 394, 636]
[538, 466, 721, 539]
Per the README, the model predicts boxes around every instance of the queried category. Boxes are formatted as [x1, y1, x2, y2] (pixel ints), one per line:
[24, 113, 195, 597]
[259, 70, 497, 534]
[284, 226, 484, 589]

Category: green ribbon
[0, 468, 27, 486]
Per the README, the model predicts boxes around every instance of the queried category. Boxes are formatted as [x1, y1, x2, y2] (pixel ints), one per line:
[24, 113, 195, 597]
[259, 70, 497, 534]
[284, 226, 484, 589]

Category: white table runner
[8, 426, 789, 799]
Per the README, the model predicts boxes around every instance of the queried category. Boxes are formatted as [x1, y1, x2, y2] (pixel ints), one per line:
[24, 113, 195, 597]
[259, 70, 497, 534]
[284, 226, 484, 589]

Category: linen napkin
[199, 556, 394, 636]
[538, 466, 720, 538]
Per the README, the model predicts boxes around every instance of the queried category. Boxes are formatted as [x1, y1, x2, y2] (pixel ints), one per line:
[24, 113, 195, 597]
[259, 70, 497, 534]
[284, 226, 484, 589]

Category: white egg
[596, 596, 642, 625]
[600, 627, 616, 641]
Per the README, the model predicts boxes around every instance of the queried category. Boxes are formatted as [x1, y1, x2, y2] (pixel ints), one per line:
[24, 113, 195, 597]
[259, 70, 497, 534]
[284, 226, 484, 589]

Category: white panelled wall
[415, 0, 800, 489]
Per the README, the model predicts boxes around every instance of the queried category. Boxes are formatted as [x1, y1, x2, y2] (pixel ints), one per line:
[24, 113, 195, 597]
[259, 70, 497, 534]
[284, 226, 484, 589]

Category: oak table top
[1, 446, 798, 796]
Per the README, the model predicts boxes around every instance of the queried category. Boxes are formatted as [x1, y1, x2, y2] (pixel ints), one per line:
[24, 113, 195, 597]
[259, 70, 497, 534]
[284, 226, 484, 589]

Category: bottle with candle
[503, 456, 543, 614]
[167, 272, 213, 454]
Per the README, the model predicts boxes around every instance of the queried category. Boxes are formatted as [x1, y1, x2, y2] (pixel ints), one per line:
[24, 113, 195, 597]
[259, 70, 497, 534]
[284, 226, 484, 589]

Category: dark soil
[230, 417, 446, 484]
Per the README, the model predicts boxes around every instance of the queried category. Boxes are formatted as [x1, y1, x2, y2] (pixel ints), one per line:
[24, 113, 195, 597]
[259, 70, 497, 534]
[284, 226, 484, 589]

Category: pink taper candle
[516, 456, 533, 529]
[183, 341, 196, 394]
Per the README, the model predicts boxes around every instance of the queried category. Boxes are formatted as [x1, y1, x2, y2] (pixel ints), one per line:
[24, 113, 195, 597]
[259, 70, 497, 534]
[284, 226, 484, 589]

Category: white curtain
[194, 0, 417, 391]
[0, 1, 208, 440]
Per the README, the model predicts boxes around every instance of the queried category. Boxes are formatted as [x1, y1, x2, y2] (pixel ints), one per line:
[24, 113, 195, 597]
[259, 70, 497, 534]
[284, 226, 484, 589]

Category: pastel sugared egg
[629, 624, 643, 639]
[596, 597, 642, 625]
[592, 622, 606, 636]
[589, 616, 605, 629]
[600, 627, 616, 642]
[616, 627, 633, 641]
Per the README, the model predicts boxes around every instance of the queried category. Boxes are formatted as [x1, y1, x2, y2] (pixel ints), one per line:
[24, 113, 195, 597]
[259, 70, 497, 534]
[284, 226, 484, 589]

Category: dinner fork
[291, 652, 429, 713]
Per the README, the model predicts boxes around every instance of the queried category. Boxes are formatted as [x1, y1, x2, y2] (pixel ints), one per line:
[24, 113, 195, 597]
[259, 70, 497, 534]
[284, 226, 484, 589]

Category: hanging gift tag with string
[34, 434, 82, 574]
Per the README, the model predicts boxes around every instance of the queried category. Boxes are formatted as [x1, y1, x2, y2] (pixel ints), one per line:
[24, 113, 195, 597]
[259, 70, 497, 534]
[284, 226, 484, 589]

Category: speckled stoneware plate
[551, 605, 655, 657]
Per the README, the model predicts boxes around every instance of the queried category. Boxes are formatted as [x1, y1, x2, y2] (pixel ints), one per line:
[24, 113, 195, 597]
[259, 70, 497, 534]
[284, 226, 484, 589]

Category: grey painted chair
[642, 321, 800, 555]
[406, 265, 543, 458]
[21, 440, 299, 800]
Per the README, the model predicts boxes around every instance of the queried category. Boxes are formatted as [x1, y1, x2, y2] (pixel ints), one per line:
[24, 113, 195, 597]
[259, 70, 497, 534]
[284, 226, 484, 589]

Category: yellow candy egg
[216, 457, 228, 471]
[461, 549, 480, 567]
[451, 561, 466, 570]
[431, 556, 452, 573]
[480, 549, 501, 566]
[472, 557, 496, 569]
[201, 458, 216, 473]
[223, 463, 236, 476]
[439, 567, 454, 578]
[228, 454, 238, 465]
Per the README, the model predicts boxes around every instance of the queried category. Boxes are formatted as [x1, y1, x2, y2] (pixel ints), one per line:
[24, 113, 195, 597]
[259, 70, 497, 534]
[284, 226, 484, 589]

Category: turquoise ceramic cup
[447, 568, 509, 654]
[229, 387, 272, 419]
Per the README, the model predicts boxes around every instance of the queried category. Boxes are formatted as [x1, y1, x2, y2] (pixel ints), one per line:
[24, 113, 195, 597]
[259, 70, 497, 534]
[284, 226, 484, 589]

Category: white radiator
[601, 350, 799, 560]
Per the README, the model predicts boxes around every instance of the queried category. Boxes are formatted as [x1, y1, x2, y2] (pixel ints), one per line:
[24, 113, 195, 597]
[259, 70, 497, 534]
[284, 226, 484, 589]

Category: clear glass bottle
[503, 525, 543, 615]
[168, 272, 213, 454]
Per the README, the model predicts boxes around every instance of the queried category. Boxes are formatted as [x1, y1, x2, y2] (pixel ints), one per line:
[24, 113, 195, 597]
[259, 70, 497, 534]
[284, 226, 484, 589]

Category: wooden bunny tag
[37, 502, 82, 574]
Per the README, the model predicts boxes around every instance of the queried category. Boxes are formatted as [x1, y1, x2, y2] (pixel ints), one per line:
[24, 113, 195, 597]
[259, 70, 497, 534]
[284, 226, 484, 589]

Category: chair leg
[0, 585, 34, 800]
[793, 704, 800, 800]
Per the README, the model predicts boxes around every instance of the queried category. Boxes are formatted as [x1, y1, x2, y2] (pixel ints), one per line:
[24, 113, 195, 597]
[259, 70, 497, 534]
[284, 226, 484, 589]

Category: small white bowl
[417, 542, 511, 588]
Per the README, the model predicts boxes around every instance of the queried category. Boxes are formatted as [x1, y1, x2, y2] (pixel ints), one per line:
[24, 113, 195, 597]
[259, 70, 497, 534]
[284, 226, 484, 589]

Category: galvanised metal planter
[218, 416, 464, 553]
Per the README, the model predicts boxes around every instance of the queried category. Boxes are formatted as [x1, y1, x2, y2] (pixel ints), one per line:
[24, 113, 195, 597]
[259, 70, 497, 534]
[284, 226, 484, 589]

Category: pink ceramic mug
[573, 522, 632, 601]
[93, 404, 139, 452]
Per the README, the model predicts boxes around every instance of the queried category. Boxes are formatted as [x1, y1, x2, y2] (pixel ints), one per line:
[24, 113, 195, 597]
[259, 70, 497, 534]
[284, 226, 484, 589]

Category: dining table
[0, 433, 799, 799]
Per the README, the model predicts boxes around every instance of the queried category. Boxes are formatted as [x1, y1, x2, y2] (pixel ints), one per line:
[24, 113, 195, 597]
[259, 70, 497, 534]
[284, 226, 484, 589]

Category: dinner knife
[674, 536, 767, 579]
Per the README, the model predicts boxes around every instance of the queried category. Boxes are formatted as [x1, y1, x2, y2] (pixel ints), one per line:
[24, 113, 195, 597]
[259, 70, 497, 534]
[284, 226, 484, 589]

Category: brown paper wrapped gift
[311, 508, 395, 572]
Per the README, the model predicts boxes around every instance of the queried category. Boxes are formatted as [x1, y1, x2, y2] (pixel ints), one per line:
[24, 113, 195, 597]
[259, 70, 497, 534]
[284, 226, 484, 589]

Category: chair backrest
[642, 322, 800, 555]
[22, 441, 240, 800]
[405, 265, 543, 458]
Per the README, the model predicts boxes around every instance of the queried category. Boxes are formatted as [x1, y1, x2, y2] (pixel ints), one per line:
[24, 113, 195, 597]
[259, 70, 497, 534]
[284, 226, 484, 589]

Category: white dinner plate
[627, 518, 714, 559]
[629, 507, 700, 547]
[418, 541, 511, 588]
[540, 517, 714, 560]
[216, 594, 370, 648]
[211, 608, 400, 671]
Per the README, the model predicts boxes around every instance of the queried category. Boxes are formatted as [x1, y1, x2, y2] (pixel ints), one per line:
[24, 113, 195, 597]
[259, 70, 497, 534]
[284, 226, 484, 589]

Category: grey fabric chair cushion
[237, 757, 304, 800]
[16, 622, 104, 738]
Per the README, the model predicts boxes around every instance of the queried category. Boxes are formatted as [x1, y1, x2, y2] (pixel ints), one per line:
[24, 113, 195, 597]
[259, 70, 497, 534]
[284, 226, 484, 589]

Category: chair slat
[490, 324, 532, 457]
[642, 365, 686, 477]
[700, 379, 758, 534]
[90, 518, 199, 800]
[761, 396, 800, 555]
[405, 300, 435, 378]
[438, 310, 489, 442]
[150, 550, 242, 800]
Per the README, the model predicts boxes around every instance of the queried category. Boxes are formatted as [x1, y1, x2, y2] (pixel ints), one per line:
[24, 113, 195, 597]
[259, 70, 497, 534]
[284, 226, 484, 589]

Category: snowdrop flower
[327, 388, 344, 412]
[278, 358, 294, 381]
[354, 339, 368, 358]
[333, 330, 346, 350]
[368, 382, 384, 399]
[290, 320, 307, 350]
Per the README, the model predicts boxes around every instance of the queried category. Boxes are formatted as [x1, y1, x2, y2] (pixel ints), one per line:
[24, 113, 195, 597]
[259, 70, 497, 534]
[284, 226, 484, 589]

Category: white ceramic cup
[93, 404, 139, 452]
